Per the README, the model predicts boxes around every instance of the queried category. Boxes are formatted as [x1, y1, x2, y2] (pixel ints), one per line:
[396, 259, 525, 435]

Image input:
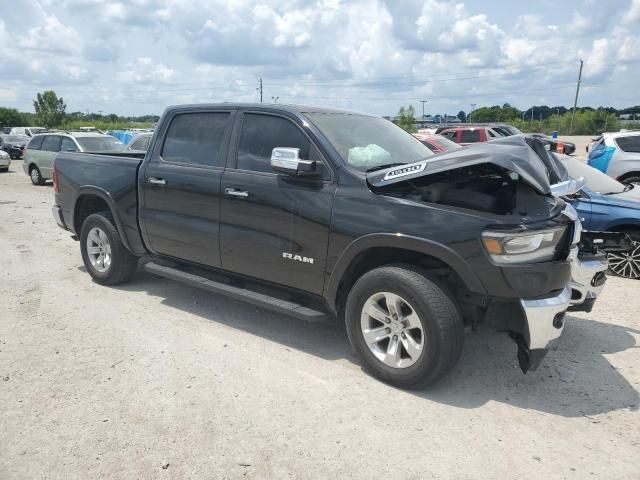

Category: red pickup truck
[438, 126, 503, 146]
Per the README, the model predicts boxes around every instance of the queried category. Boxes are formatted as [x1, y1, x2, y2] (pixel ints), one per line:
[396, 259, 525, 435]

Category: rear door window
[615, 136, 640, 153]
[27, 135, 45, 150]
[461, 129, 481, 143]
[162, 112, 230, 167]
[41, 135, 62, 152]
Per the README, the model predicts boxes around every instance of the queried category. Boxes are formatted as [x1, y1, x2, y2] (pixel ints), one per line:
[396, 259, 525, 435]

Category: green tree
[0, 107, 26, 128]
[457, 110, 466, 122]
[397, 105, 417, 132]
[33, 90, 66, 128]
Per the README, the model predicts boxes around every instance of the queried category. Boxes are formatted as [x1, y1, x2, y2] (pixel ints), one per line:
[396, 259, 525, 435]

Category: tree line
[398, 103, 640, 135]
[0, 90, 158, 131]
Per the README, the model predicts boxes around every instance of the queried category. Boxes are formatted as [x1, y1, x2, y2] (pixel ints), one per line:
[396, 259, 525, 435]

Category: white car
[8, 126, 47, 137]
[0, 149, 10, 171]
[587, 131, 640, 184]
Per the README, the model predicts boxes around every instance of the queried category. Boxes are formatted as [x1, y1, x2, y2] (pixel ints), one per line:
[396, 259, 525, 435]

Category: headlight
[482, 227, 566, 264]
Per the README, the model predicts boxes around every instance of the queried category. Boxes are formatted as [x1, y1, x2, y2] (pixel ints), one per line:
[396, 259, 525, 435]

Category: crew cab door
[219, 111, 335, 294]
[139, 110, 234, 267]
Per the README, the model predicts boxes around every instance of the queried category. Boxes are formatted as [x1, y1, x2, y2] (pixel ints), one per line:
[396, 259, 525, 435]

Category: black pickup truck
[52, 103, 598, 388]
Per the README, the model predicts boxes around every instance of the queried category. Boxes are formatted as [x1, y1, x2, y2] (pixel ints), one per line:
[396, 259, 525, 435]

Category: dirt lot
[1, 158, 638, 479]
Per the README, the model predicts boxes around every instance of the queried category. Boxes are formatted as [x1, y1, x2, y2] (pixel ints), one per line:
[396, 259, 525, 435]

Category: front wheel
[608, 232, 640, 280]
[345, 265, 463, 389]
[80, 212, 138, 285]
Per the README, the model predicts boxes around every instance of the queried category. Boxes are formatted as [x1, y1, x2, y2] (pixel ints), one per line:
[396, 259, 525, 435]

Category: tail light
[52, 159, 59, 193]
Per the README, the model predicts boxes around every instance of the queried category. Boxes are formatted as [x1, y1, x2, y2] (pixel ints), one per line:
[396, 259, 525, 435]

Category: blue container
[551, 130, 558, 139]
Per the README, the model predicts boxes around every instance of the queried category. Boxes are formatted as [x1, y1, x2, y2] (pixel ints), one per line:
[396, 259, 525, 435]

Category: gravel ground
[1, 161, 639, 479]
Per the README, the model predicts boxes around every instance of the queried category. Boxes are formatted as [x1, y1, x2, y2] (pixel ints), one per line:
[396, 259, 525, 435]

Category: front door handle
[225, 188, 249, 198]
[148, 177, 167, 186]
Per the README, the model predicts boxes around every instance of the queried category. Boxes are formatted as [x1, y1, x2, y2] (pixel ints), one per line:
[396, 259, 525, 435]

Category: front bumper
[517, 286, 571, 371]
[0, 157, 10, 167]
[567, 248, 608, 312]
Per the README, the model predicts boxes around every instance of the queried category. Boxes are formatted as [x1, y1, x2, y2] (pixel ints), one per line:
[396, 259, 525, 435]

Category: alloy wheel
[86, 227, 112, 273]
[608, 239, 640, 279]
[360, 292, 425, 368]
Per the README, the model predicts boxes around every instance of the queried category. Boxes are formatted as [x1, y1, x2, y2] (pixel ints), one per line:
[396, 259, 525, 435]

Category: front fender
[324, 233, 486, 310]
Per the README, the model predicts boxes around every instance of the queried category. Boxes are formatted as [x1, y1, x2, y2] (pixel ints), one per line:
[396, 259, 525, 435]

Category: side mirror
[270, 147, 318, 176]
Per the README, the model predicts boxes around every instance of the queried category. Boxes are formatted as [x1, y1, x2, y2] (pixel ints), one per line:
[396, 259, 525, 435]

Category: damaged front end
[367, 136, 579, 373]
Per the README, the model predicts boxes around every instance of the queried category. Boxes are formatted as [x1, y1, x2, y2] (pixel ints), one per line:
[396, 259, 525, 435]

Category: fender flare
[72, 186, 133, 252]
[324, 233, 486, 310]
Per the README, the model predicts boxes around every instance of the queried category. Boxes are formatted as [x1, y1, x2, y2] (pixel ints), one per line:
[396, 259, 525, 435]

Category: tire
[0, 167, 8, 172]
[29, 165, 45, 185]
[608, 232, 640, 280]
[80, 212, 138, 285]
[620, 175, 640, 186]
[345, 264, 463, 389]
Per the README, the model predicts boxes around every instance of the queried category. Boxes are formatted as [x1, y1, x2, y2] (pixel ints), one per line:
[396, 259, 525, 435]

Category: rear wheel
[29, 165, 44, 185]
[608, 232, 640, 280]
[345, 265, 463, 389]
[80, 212, 138, 285]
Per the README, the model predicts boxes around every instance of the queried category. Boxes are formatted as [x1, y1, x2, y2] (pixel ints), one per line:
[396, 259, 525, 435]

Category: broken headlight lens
[482, 227, 566, 264]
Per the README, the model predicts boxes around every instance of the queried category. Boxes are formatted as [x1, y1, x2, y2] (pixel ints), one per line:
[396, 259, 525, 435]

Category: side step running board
[144, 262, 327, 322]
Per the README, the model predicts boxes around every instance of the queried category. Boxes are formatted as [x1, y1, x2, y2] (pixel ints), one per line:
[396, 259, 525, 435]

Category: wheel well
[334, 247, 467, 314]
[74, 195, 111, 233]
[28, 163, 38, 172]
[617, 172, 640, 182]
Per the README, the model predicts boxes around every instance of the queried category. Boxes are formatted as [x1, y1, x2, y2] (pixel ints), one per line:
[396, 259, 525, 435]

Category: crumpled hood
[366, 135, 551, 195]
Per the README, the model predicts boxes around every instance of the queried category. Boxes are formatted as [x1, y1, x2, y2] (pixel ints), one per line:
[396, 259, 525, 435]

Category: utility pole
[470, 103, 476, 122]
[531, 106, 534, 122]
[420, 100, 428, 119]
[272, 96, 279, 104]
[256, 78, 263, 104]
[570, 59, 583, 133]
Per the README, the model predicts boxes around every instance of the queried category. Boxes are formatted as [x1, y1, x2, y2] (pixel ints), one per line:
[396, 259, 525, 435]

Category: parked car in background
[438, 126, 503, 146]
[588, 131, 640, 185]
[0, 134, 29, 158]
[412, 133, 462, 153]
[558, 154, 640, 279]
[124, 132, 153, 152]
[9, 126, 47, 137]
[23, 131, 125, 185]
[529, 133, 576, 155]
[0, 149, 10, 171]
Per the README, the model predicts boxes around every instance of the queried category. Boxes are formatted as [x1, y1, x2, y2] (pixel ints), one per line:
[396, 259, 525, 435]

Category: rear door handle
[148, 177, 167, 186]
[225, 188, 249, 198]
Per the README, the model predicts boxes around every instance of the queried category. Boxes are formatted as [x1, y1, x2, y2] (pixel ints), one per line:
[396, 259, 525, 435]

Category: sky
[1, 0, 639, 117]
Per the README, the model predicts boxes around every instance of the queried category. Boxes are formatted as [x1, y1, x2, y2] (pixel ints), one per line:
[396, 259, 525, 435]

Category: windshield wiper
[365, 162, 407, 173]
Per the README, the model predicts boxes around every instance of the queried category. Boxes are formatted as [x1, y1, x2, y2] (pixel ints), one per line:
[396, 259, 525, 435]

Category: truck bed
[54, 151, 146, 255]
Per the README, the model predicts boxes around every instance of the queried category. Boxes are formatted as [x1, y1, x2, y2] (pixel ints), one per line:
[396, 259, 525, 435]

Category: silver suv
[23, 132, 125, 185]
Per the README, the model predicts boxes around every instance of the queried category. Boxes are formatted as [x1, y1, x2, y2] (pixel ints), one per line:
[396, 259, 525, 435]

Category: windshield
[3, 135, 29, 142]
[76, 136, 125, 152]
[306, 113, 433, 171]
[561, 155, 625, 194]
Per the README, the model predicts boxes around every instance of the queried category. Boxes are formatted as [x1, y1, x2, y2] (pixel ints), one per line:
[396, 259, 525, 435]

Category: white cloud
[118, 57, 176, 84]
[1, 0, 639, 115]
